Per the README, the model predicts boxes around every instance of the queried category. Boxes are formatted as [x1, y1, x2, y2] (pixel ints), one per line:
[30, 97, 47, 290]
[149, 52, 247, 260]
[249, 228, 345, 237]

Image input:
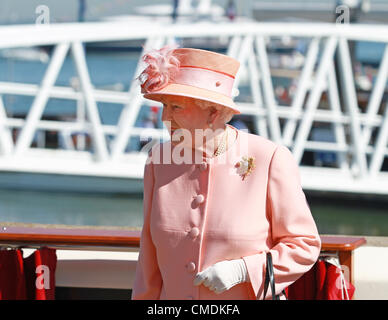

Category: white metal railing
[0, 21, 388, 194]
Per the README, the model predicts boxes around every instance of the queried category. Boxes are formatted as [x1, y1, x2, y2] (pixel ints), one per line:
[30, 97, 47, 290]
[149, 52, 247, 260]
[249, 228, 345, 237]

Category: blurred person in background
[225, 0, 237, 21]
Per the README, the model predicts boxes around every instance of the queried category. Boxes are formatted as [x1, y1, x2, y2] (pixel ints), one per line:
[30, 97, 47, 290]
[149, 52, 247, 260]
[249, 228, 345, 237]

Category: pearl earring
[209, 123, 213, 128]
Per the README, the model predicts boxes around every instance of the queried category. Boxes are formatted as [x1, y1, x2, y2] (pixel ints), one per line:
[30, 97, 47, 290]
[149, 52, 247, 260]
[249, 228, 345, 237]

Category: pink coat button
[189, 227, 200, 238]
[199, 162, 208, 171]
[196, 194, 205, 204]
[187, 262, 196, 272]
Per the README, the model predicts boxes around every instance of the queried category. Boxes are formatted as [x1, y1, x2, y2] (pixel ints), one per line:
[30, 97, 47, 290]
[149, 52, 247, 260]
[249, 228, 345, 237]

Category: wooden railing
[0, 225, 140, 248]
[319, 235, 366, 285]
[0, 226, 366, 285]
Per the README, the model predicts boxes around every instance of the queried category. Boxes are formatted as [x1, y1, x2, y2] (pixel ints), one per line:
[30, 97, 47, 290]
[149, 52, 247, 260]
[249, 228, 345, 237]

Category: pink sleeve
[131, 156, 163, 300]
[242, 145, 321, 299]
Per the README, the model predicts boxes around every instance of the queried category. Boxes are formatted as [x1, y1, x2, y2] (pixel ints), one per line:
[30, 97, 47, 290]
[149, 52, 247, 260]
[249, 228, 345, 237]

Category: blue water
[0, 189, 144, 228]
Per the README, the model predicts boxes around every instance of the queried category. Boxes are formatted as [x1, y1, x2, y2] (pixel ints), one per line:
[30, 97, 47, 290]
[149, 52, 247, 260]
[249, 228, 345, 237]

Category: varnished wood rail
[0, 226, 365, 285]
[319, 235, 366, 286]
[0, 225, 141, 248]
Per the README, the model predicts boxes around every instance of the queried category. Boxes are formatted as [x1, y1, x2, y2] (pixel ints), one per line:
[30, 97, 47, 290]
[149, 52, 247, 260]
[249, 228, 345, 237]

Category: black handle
[263, 251, 280, 300]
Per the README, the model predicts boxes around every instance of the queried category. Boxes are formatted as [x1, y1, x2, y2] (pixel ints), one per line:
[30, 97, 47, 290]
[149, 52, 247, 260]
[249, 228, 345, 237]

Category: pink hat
[137, 45, 241, 114]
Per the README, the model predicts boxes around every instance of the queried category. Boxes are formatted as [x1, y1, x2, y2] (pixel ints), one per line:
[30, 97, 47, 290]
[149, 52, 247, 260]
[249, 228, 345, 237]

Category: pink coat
[131, 126, 321, 300]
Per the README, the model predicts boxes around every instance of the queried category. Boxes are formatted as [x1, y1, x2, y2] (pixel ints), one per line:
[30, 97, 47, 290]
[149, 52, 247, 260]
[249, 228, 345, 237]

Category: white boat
[96, 0, 251, 52]
[133, 0, 225, 20]
[0, 48, 49, 63]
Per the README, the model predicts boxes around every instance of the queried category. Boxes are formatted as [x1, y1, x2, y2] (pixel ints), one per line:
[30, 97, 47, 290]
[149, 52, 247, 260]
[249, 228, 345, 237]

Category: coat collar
[150, 124, 246, 166]
[203, 124, 242, 166]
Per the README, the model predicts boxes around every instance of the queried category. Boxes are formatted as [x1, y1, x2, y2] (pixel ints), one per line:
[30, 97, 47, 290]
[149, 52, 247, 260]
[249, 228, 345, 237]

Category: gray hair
[193, 99, 235, 124]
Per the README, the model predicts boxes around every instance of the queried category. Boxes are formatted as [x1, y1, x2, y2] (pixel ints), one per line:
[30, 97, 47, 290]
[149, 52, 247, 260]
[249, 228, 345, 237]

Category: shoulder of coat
[242, 130, 278, 155]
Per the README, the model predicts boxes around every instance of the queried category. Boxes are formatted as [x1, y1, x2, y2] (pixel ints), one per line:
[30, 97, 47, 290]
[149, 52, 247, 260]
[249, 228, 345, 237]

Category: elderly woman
[131, 45, 321, 300]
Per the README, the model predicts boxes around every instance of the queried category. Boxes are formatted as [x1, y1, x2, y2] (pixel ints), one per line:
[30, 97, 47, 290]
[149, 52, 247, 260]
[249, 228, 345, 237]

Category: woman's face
[161, 96, 213, 139]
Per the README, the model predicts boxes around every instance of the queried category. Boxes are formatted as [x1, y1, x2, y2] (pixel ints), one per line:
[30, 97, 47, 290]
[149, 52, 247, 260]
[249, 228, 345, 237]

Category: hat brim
[143, 83, 241, 114]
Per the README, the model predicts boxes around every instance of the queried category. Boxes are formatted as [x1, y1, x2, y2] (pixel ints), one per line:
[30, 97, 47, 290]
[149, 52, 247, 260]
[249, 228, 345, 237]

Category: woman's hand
[193, 259, 249, 294]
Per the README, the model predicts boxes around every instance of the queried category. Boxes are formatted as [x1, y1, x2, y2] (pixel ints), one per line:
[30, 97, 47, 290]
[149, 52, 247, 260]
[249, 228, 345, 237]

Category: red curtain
[0, 247, 57, 300]
[24, 247, 57, 300]
[286, 258, 355, 300]
[0, 249, 26, 299]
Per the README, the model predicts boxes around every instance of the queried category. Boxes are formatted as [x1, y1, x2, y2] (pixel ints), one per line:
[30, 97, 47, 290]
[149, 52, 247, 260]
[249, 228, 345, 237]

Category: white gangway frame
[0, 21, 387, 194]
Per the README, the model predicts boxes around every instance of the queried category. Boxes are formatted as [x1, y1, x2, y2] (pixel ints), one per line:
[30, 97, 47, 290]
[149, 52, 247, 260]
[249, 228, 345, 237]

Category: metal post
[255, 36, 281, 143]
[0, 94, 14, 155]
[248, 45, 268, 138]
[14, 43, 69, 155]
[362, 44, 388, 146]
[292, 36, 338, 164]
[283, 37, 320, 146]
[111, 37, 165, 160]
[72, 41, 109, 162]
[337, 37, 367, 177]
[327, 61, 349, 170]
[369, 102, 388, 176]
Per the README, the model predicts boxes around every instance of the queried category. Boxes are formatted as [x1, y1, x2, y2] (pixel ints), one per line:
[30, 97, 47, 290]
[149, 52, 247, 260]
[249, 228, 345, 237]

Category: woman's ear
[207, 106, 219, 126]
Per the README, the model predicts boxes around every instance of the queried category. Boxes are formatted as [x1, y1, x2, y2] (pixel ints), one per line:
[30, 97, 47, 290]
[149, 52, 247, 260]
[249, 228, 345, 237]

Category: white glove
[193, 259, 249, 294]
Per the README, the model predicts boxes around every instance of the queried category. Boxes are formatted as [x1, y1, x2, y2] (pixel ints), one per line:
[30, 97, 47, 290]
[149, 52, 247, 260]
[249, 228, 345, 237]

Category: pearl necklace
[214, 126, 229, 157]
